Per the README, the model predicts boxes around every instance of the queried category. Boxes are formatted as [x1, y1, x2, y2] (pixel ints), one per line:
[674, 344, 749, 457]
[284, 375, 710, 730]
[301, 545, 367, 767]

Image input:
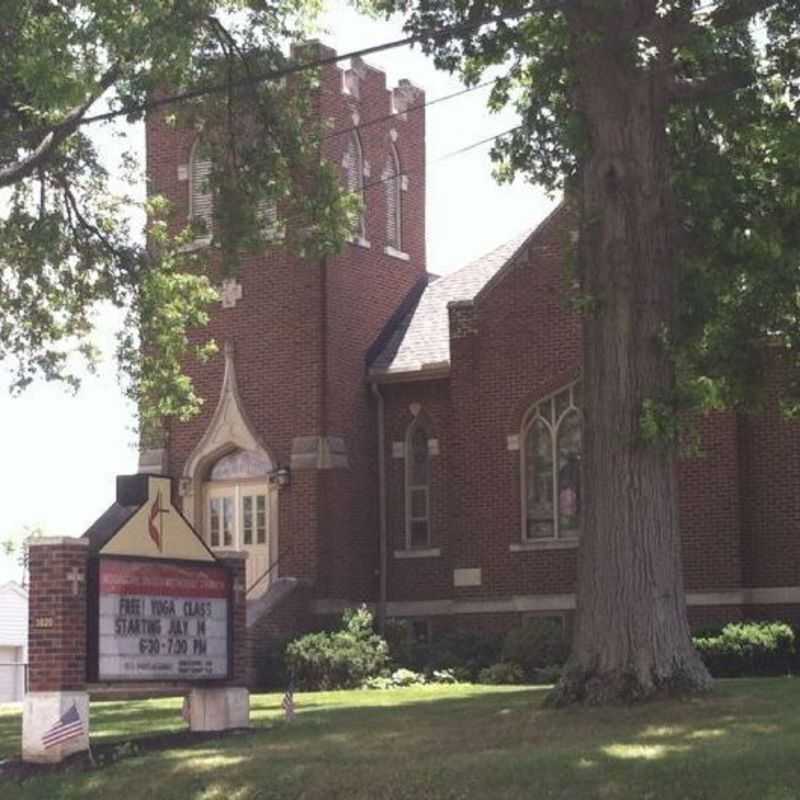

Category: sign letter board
[97, 558, 230, 681]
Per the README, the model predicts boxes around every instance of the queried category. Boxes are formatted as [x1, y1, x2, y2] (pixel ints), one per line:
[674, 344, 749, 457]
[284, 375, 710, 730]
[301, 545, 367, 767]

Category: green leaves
[373, 0, 800, 419]
[0, 0, 354, 431]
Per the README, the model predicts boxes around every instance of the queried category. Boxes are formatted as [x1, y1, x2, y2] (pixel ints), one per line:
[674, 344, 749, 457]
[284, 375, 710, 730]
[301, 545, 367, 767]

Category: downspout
[371, 381, 388, 632]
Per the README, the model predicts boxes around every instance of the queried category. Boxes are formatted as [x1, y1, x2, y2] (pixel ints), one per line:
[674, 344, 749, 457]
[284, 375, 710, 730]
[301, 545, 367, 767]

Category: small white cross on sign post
[66, 567, 84, 597]
[220, 279, 243, 309]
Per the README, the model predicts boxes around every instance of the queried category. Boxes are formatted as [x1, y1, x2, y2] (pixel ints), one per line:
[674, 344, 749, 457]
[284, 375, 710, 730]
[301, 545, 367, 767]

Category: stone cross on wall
[220, 278, 243, 309]
[66, 567, 84, 597]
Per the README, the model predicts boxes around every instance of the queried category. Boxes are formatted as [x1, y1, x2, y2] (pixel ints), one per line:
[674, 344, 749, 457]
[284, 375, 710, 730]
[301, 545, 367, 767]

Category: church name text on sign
[97, 558, 229, 681]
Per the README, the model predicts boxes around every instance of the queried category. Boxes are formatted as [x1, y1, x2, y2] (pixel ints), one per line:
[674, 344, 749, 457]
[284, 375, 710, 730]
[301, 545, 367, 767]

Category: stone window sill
[349, 236, 371, 249]
[384, 246, 410, 261]
[509, 538, 579, 552]
[393, 547, 441, 559]
[178, 236, 212, 254]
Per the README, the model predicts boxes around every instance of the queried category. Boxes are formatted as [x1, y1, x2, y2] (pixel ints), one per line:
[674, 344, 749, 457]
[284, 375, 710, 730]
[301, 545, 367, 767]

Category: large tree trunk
[550, 13, 712, 705]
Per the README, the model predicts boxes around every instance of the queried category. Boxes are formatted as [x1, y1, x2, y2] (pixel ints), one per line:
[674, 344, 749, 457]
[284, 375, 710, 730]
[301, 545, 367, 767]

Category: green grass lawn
[3, 679, 800, 799]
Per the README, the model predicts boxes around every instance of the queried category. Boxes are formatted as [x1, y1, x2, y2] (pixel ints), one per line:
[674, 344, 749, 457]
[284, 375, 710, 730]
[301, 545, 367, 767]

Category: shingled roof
[368, 215, 553, 380]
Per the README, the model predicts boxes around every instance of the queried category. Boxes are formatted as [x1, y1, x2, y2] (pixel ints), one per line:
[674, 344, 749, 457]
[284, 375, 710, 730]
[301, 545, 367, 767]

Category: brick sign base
[22, 537, 90, 763]
[21, 479, 251, 764]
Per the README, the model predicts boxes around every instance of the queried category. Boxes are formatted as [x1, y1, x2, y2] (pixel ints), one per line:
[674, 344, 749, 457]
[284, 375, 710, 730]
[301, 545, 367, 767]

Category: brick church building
[140, 43, 800, 654]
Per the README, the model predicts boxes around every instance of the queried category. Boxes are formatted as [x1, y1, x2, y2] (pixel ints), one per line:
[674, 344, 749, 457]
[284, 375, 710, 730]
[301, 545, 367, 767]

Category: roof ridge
[369, 203, 566, 379]
[434, 225, 537, 289]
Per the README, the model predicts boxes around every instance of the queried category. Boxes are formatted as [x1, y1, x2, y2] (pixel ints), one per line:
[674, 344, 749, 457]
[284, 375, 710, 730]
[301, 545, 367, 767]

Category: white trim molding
[510, 538, 579, 552]
[394, 547, 441, 559]
[384, 246, 410, 261]
[181, 341, 274, 527]
[312, 586, 800, 619]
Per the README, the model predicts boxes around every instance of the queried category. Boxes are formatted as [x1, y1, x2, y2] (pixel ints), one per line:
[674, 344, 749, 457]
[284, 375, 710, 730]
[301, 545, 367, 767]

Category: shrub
[363, 667, 458, 690]
[387, 667, 425, 687]
[363, 668, 426, 689]
[478, 662, 525, 685]
[285, 606, 390, 690]
[501, 617, 569, 680]
[431, 668, 458, 684]
[532, 664, 562, 685]
[383, 618, 418, 668]
[420, 630, 503, 681]
[693, 621, 795, 677]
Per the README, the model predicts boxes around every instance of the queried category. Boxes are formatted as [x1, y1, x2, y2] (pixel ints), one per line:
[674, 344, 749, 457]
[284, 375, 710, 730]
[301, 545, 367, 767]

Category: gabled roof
[369, 204, 565, 381]
[83, 474, 216, 562]
[82, 501, 139, 556]
[0, 581, 28, 600]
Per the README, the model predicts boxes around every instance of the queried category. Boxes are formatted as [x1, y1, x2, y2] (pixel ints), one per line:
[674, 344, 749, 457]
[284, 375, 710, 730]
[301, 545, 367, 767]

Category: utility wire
[438, 126, 522, 159]
[78, 7, 540, 128]
[321, 78, 498, 142]
[185, 125, 521, 239]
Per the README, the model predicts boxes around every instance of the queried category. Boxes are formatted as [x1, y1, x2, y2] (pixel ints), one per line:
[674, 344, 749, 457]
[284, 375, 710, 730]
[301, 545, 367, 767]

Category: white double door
[204, 482, 274, 597]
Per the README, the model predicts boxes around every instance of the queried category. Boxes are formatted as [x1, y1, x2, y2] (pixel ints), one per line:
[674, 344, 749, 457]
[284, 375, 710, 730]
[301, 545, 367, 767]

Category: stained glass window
[523, 383, 582, 540]
[209, 449, 272, 481]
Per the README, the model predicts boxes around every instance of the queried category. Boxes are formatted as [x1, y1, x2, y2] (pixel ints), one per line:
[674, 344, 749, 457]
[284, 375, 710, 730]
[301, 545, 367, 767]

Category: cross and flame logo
[148, 489, 169, 552]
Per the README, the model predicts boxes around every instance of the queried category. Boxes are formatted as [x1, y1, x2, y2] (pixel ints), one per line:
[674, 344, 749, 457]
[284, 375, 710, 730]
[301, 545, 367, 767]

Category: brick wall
[149, 45, 426, 605]
[318, 55, 426, 601]
[217, 553, 249, 685]
[739, 352, 800, 588]
[150, 46, 800, 641]
[27, 539, 88, 692]
[378, 204, 800, 633]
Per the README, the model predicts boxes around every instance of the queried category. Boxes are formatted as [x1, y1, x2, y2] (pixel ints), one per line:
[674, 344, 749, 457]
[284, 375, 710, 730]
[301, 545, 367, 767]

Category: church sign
[85, 473, 232, 683]
[23, 473, 250, 765]
[97, 558, 229, 681]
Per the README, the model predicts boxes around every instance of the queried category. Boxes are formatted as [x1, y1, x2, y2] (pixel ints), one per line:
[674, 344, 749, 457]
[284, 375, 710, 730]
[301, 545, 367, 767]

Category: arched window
[189, 138, 213, 237]
[342, 132, 366, 240]
[522, 382, 581, 540]
[405, 418, 431, 548]
[383, 143, 402, 250]
[204, 448, 271, 550]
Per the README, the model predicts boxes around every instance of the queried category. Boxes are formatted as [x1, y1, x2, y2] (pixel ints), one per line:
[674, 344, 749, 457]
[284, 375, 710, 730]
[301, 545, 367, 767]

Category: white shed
[0, 581, 28, 703]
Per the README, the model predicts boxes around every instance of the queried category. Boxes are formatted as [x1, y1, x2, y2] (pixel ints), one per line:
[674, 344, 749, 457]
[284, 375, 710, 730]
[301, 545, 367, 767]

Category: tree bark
[549, 11, 712, 705]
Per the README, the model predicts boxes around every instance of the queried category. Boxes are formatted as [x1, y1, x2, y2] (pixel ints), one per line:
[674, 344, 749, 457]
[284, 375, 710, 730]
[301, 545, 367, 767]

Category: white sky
[0, 4, 554, 584]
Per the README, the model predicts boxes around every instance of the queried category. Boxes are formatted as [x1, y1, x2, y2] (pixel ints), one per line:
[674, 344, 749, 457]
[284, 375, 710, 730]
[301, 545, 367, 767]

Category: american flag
[282, 684, 295, 720]
[42, 703, 84, 749]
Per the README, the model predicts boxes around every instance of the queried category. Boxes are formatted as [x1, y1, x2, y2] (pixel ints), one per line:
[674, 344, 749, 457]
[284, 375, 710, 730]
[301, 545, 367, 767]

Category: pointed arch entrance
[180, 343, 278, 596]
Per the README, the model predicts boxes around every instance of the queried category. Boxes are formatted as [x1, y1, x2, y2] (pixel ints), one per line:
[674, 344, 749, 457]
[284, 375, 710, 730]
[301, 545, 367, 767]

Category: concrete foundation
[187, 686, 250, 732]
[22, 691, 90, 763]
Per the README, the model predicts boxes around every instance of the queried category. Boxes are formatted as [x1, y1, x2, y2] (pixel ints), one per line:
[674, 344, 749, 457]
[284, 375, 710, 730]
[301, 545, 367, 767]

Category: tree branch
[0, 65, 120, 189]
[59, 179, 137, 277]
[668, 67, 755, 102]
[653, 0, 779, 49]
[706, 0, 779, 29]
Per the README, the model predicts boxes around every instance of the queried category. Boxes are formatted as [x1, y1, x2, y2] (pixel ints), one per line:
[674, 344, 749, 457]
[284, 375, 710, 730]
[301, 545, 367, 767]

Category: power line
[322, 78, 498, 142]
[438, 126, 522, 159]
[136, 123, 521, 251]
[182, 125, 521, 238]
[79, 7, 541, 128]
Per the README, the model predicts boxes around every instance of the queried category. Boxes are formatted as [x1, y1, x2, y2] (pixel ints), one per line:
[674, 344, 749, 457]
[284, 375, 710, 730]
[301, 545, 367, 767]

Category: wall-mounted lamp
[270, 464, 291, 489]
